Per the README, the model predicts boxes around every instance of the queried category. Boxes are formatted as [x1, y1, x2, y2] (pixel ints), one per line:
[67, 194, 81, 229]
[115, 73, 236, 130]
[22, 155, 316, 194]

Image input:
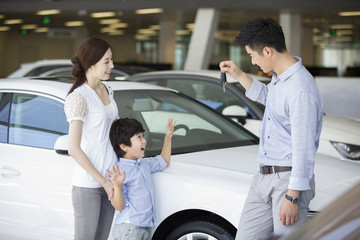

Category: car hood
[164, 145, 360, 211]
[322, 115, 360, 144]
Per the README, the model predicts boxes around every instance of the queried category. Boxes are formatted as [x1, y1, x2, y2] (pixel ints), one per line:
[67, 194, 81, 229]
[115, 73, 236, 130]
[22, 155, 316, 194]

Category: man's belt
[260, 166, 292, 174]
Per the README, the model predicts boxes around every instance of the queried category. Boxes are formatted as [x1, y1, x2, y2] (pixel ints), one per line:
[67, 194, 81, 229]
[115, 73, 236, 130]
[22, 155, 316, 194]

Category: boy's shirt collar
[119, 157, 142, 166]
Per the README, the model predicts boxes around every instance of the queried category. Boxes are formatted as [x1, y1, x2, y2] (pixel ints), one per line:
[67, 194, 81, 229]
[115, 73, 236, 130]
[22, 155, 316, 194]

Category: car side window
[8, 93, 68, 149]
[0, 92, 11, 143]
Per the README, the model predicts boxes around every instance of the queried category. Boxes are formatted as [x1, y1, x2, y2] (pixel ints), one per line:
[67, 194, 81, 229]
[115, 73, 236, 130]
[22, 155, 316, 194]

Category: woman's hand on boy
[106, 164, 125, 187]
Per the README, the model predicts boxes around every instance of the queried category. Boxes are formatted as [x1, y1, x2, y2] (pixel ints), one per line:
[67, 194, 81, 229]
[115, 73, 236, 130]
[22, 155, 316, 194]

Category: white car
[1, 77, 360, 240]
[7, 59, 73, 78]
[7, 59, 153, 80]
[127, 70, 360, 162]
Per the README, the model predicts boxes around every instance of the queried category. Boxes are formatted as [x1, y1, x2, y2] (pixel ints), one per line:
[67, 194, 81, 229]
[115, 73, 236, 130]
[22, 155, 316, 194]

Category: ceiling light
[108, 30, 124, 35]
[65, 21, 84, 27]
[336, 36, 353, 42]
[339, 11, 360, 16]
[150, 25, 160, 30]
[336, 30, 353, 35]
[312, 28, 320, 33]
[137, 29, 157, 35]
[22, 24, 37, 29]
[330, 24, 354, 29]
[101, 27, 122, 33]
[186, 23, 195, 30]
[35, 27, 49, 33]
[135, 34, 150, 40]
[91, 12, 116, 18]
[0, 26, 10, 31]
[135, 8, 163, 14]
[36, 9, 61, 15]
[99, 19, 120, 24]
[313, 35, 324, 41]
[4, 19, 23, 24]
[176, 30, 191, 35]
[109, 23, 128, 28]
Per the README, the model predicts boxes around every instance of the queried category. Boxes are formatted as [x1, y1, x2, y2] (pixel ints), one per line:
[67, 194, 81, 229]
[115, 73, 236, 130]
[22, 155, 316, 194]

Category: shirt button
[264, 153, 267, 156]
[268, 136, 270, 139]
[267, 117, 270, 120]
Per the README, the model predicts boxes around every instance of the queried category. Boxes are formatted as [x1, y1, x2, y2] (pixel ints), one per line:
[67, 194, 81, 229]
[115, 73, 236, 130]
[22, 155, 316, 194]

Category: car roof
[0, 77, 177, 100]
[8, 59, 154, 79]
[17, 59, 72, 67]
[127, 69, 271, 83]
[39, 66, 130, 80]
[7, 59, 73, 78]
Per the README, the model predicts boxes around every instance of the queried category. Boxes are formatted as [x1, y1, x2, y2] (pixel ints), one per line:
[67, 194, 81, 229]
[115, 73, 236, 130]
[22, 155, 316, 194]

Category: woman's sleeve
[64, 92, 89, 122]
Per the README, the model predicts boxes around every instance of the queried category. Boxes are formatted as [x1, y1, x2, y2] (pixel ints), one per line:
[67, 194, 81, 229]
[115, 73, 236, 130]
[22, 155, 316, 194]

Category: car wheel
[165, 220, 235, 240]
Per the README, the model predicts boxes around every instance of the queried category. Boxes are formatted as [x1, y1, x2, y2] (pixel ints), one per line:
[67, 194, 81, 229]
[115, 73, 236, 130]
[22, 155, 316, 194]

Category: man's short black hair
[109, 118, 145, 158]
[236, 17, 287, 55]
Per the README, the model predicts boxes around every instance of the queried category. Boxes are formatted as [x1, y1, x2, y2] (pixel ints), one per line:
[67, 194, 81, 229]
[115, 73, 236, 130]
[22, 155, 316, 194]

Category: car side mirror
[54, 135, 69, 155]
[222, 105, 247, 125]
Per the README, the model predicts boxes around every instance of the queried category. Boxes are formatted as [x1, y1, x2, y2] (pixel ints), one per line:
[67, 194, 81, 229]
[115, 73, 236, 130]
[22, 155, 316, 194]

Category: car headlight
[330, 141, 360, 160]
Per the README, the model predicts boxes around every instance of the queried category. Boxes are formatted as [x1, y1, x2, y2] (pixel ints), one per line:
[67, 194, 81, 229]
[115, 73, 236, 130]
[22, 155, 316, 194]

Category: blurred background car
[126, 70, 360, 162]
[7, 59, 72, 78]
[1, 77, 360, 239]
[315, 76, 360, 121]
[265, 180, 360, 240]
[7, 59, 154, 80]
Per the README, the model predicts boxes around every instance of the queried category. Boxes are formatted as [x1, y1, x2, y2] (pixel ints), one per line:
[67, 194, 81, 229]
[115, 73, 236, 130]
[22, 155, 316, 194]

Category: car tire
[164, 219, 235, 240]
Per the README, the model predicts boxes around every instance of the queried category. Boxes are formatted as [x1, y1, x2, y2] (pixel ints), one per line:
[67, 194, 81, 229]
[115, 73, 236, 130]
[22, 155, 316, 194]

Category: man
[219, 17, 323, 239]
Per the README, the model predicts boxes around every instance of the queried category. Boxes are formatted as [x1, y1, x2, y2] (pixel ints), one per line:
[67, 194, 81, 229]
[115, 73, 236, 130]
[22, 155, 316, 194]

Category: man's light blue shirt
[114, 155, 167, 227]
[246, 57, 323, 191]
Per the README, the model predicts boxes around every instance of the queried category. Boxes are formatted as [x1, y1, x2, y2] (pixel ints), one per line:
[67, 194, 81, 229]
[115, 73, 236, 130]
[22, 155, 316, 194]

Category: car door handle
[0, 167, 21, 178]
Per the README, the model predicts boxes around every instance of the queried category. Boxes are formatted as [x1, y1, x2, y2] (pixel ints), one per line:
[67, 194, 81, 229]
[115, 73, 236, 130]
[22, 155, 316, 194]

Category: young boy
[106, 117, 176, 240]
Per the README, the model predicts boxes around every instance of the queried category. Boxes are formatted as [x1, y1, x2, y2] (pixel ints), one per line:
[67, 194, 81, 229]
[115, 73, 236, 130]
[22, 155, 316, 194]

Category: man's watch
[285, 194, 300, 205]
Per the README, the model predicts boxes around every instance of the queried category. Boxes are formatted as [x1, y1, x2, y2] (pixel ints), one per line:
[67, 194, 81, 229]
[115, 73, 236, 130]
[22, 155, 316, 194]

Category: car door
[0, 91, 74, 239]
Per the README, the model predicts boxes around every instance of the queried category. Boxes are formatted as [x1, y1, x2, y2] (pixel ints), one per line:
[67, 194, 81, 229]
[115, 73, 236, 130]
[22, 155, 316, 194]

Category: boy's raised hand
[166, 118, 176, 137]
[106, 164, 125, 187]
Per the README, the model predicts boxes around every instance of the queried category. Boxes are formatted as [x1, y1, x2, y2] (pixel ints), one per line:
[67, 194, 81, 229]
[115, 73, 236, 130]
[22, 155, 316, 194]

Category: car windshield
[113, 90, 258, 156]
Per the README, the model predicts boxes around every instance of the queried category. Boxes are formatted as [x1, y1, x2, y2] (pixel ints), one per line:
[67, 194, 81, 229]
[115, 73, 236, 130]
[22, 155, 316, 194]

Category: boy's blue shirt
[114, 155, 167, 227]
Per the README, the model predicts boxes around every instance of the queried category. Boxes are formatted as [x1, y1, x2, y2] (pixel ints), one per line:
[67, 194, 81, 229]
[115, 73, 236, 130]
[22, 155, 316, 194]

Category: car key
[220, 72, 227, 93]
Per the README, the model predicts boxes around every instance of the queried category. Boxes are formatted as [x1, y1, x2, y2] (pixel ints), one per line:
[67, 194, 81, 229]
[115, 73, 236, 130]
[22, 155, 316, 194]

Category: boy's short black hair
[109, 118, 145, 158]
[236, 17, 287, 55]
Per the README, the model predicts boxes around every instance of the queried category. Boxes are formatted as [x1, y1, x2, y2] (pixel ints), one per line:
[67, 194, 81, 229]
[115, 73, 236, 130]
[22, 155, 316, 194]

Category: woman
[64, 37, 118, 240]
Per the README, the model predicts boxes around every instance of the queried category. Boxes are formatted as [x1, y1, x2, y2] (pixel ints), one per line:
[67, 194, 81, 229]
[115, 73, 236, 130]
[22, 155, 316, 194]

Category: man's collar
[271, 56, 302, 82]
